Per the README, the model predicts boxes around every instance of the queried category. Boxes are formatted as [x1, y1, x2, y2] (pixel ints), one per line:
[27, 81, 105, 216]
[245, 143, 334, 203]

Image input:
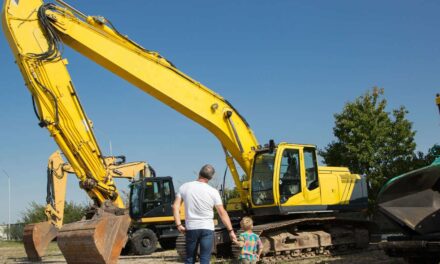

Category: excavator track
[233, 217, 371, 262]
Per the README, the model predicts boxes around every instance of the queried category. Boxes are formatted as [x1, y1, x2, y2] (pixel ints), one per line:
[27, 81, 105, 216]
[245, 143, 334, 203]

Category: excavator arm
[2, 0, 152, 262]
[3, 0, 125, 208]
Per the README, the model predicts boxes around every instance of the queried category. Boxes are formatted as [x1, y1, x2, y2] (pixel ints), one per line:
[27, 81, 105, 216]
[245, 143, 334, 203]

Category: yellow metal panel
[139, 216, 175, 224]
[318, 173, 340, 205]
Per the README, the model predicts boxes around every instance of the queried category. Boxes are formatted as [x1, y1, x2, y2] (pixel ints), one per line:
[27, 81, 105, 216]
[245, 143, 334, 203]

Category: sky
[0, 0, 439, 223]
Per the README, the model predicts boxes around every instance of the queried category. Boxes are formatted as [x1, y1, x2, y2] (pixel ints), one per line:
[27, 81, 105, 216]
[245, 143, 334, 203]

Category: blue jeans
[185, 229, 214, 264]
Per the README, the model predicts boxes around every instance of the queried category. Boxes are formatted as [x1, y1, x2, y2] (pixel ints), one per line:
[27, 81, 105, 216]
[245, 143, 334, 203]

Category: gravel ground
[0, 241, 406, 264]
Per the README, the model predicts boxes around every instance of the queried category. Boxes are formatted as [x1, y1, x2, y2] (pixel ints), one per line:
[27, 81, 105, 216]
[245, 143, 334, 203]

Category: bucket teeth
[57, 213, 131, 264]
[23, 221, 58, 261]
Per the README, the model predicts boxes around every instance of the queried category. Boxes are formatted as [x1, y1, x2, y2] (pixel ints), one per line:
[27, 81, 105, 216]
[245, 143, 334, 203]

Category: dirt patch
[0, 241, 405, 264]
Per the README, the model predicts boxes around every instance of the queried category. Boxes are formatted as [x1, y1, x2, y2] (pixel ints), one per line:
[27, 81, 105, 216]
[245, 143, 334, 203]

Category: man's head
[240, 217, 253, 231]
[199, 164, 215, 180]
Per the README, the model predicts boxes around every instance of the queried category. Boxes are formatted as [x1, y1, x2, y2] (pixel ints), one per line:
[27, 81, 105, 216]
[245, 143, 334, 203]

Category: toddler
[234, 217, 263, 264]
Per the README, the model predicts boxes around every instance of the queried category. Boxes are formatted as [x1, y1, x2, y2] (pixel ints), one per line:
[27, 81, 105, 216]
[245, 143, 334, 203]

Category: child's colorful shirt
[238, 231, 262, 261]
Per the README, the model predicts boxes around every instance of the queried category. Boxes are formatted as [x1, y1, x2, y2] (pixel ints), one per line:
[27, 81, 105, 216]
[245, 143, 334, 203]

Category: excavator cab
[129, 176, 175, 220]
[126, 176, 182, 255]
[250, 144, 321, 213]
[250, 143, 368, 216]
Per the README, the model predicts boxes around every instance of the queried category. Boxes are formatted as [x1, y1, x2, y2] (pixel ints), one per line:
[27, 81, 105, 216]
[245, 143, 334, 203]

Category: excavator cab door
[275, 145, 321, 206]
[301, 147, 321, 205]
[250, 144, 323, 214]
[129, 176, 175, 220]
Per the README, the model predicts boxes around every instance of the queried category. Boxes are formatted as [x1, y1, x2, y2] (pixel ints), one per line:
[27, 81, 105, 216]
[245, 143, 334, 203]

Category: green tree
[419, 144, 440, 165]
[319, 87, 416, 207]
[9, 201, 87, 241]
[389, 144, 440, 177]
[62, 201, 88, 224]
[21, 201, 87, 225]
[21, 202, 47, 224]
[6, 223, 26, 240]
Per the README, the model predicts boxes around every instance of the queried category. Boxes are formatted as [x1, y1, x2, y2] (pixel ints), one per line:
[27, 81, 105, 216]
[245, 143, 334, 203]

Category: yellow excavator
[2, 0, 373, 262]
[22, 151, 153, 260]
[38, 151, 183, 257]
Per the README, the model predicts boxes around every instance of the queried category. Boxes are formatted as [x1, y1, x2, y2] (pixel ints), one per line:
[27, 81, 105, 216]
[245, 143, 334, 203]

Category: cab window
[163, 180, 172, 203]
[129, 182, 141, 217]
[279, 149, 301, 203]
[251, 152, 275, 205]
[304, 148, 319, 190]
[143, 181, 162, 213]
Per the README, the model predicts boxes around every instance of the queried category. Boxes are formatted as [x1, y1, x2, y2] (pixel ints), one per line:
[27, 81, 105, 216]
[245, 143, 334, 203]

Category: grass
[0, 241, 60, 256]
[0, 240, 23, 247]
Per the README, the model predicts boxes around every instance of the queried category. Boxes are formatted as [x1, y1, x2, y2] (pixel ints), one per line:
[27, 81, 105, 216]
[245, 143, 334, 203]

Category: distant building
[0, 223, 25, 240]
[0, 224, 7, 240]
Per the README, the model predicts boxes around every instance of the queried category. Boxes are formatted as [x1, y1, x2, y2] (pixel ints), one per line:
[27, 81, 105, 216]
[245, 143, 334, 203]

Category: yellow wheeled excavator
[2, 0, 373, 262]
[22, 150, 150, 261]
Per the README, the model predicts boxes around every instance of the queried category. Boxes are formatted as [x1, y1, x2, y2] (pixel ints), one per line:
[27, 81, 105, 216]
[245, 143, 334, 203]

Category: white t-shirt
[176, 180, 223, 230]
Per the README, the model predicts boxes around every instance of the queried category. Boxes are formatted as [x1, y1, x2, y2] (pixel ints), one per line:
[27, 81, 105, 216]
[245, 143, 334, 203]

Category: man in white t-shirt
[173, 164, 237, 264]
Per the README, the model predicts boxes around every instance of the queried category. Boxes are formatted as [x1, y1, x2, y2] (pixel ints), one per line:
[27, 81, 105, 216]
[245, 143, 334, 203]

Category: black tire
[120, 240, 132, 255]
[159, 238, 177, 250]
[130, 228, 158, 255]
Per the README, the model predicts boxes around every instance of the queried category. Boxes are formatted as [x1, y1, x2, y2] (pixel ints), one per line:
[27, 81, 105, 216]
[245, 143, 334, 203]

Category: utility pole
[2, 170, 10, 241]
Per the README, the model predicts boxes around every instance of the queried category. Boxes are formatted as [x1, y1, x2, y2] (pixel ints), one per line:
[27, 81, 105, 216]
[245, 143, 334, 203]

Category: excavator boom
[44, 0, 260, 191]
[2, 0, 123, 207]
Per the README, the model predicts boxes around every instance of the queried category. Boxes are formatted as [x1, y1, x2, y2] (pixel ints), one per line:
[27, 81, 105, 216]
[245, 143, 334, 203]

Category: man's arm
[215, 204, 237, 241]
[233, 234, 244, 247]
[173, 196, 186, 233]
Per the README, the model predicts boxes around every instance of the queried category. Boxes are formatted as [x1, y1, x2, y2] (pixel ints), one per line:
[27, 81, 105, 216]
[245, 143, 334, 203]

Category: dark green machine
[378, 159, 440, 263]
[378, 159, 440, 235]
[378, 95, 440, 264]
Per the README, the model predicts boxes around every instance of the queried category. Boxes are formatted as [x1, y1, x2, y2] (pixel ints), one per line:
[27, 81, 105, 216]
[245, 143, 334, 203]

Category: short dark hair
[199, 164, 215, 180]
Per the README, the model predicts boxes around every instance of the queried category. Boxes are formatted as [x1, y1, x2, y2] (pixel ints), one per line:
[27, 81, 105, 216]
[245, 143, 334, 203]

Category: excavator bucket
[57, 213, 131, 264]
[378, 159, 440, 235]
[23, 221, 58, 261]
